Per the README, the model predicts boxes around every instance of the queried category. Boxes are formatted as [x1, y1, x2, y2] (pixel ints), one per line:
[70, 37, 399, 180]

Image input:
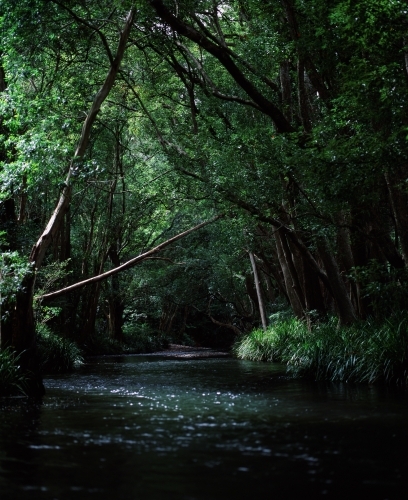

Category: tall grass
[233, 315, 408, 385]
[0, 347, 28, 396]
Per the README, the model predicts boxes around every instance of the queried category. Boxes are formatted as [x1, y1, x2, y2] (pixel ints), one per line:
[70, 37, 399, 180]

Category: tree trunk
[297, 58, 312, 132]
[280, 231, 307, 310]
[317, 238, 357, 326]
[336, 217, 359, 314]
[245, 274, 258, 316]
[280, 60, 292, 123]
[256, 248, 289, 304]
[274, 229, 304, 318]
[107, 246, 124, 342]
[385, 170, 408, 266]
[349, 206, 372, 318]
[2, 274, 45, 396]
[249, 252, 268, 330]
[4, 10, 135, 388]
[300, 253, 326, 316]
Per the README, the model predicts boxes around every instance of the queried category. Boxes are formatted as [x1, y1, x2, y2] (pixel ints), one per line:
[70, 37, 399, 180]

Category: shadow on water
[1, 355, 408, 499]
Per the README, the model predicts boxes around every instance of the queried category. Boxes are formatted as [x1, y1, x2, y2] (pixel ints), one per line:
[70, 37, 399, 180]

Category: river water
[0, 354, 407, 499]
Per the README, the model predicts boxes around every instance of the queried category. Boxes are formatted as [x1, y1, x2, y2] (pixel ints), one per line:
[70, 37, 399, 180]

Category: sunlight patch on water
[2, 357, 407, 500]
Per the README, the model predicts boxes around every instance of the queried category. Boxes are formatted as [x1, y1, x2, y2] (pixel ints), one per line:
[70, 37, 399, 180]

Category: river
[0, 353, 407, 499]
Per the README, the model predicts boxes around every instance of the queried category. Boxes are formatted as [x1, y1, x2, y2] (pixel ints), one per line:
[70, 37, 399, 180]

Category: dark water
[0, 355, 407, 500]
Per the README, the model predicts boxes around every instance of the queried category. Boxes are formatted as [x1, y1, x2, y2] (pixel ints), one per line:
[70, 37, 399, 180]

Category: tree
[2, 0, 408, 388]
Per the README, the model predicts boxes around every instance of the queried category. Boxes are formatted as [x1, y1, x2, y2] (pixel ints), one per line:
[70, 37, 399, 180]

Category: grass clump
[0, 347, 28, 396]
[233, 315, 408, 385]
[37, 325, 83, 374]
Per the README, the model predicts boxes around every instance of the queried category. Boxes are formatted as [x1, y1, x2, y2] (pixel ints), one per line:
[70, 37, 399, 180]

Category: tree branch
[37, 215, 223, 301]
[29, 8, 135, 269]
[150, 0, 293, 132]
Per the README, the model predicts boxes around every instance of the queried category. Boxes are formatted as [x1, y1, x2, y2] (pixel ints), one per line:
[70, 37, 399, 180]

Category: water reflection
[0, 356, 407, 499]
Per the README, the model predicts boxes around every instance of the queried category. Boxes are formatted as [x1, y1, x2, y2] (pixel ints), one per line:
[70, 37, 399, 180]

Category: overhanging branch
[36, 215, 223, 301]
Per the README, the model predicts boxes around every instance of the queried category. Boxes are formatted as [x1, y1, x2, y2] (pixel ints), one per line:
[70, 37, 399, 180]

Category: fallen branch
[37, 215, 223, 301]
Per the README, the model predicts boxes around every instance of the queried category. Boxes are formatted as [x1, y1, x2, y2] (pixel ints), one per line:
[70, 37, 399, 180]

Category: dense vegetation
[1, 0, 408, 394]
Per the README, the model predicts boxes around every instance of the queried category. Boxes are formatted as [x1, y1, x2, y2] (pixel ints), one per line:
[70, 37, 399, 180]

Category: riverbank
[233, 315, 408, 385]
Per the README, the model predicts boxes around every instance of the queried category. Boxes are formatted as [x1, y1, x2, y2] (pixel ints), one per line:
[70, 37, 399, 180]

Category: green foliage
[123, 323, 170, 353]
[0, 252, 32, 308]
[1, 0, 408, 374]
[234, 315, 408, 385]
[79, 325, 169, 356]
[233, 319, 301, 362]
[351, 262, 408, 318]
[80, 334, 124, 356]
[0, 347, 28, 396]
[37, 324, 83, 374]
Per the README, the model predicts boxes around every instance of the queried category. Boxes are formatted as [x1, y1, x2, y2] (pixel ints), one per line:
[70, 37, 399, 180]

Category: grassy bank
[233, 315, 408, 385]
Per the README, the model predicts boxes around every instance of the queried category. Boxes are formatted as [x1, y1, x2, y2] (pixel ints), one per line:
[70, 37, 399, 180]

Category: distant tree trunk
[274, 229, 304, 318]
[370, 217, 404, 269]
[336, 215, 359, 313]
[249, 252, 267, 330]
[280, 60, 292, 123]
[0, 54, 6, 92]
[245, 274, 258, 317]
[349, 206, 372, 318]
[262, 271, 276, 305]
[385, 169, 408, 266]
[297, 58, 312, 132]
[258, 251, 289, 303]
[18, 175, 27, 224]
[107, 246, 124, 342]
[159, 301, 178, 333]
[317, 238, 357, 326]
[81, 252, 108, 338]
[300, 253, 326, 316]
[179, 305, 190, 337]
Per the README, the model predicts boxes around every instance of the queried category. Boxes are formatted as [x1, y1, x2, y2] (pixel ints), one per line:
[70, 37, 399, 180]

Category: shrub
[233, 314, 408, 385]
[37, 325, 83, 373]
[0, 347, 28, 396]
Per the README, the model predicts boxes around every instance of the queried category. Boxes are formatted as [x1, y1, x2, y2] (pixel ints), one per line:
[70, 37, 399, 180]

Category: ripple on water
[1, 357, 407, 500]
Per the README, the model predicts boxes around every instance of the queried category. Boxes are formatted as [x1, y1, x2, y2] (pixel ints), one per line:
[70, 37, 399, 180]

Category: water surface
[0, 355, 407, 499]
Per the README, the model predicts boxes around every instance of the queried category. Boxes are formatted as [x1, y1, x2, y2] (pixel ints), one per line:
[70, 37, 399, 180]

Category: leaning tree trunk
[6, 10, 135, 393]
[249, 252, 268, 330]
